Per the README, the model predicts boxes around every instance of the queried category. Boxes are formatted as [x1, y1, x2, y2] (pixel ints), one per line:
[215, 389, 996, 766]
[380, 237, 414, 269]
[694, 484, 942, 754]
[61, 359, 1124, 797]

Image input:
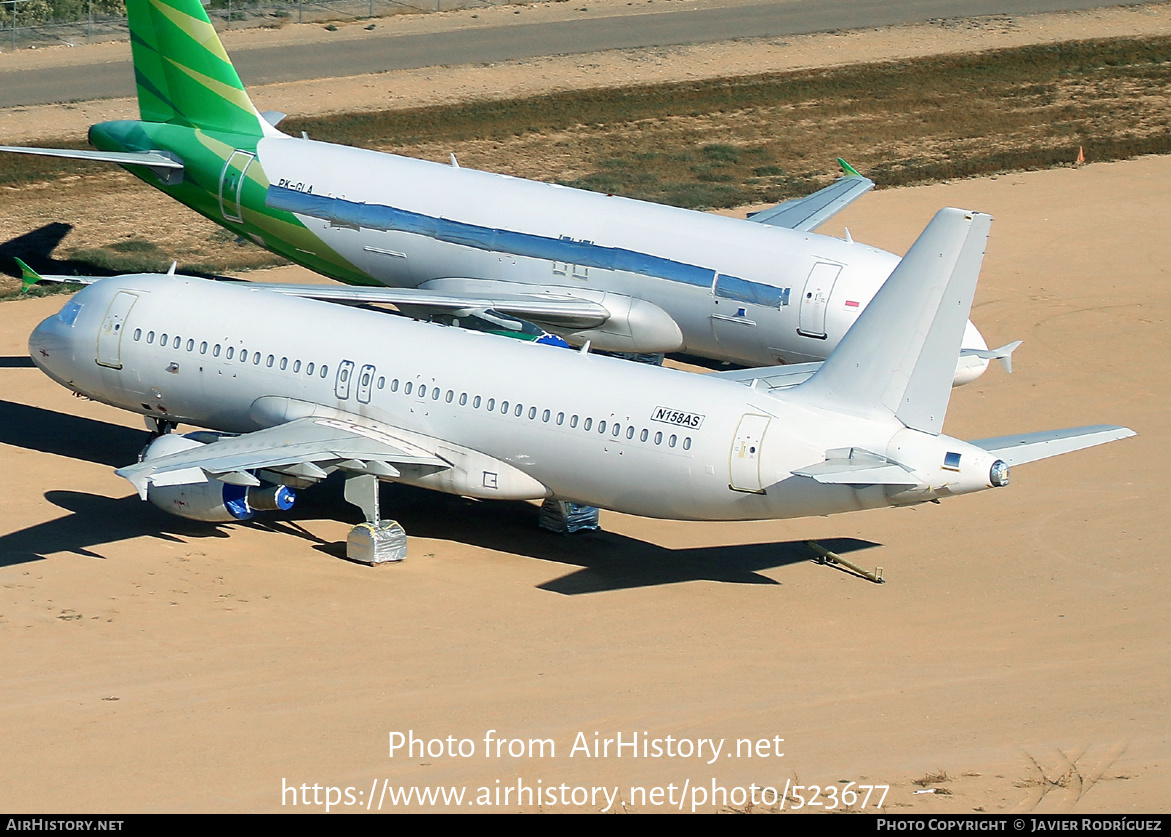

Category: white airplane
[28, 207, 1132, 563]
[2, 0, 1009, 382]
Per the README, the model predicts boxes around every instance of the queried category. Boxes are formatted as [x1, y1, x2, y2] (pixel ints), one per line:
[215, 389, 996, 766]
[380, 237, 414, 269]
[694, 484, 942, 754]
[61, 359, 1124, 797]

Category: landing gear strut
[343, 473, 407, 564]
[145, 416, 176, 438]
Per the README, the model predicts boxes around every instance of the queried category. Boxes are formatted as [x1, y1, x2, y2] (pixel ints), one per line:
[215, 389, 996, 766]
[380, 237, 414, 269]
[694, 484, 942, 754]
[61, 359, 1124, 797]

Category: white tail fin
[797, 207, 992, 435]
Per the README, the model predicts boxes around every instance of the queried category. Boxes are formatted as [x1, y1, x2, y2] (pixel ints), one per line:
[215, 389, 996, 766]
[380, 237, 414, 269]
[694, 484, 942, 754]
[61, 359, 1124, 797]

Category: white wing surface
[116, 416, 449, 498]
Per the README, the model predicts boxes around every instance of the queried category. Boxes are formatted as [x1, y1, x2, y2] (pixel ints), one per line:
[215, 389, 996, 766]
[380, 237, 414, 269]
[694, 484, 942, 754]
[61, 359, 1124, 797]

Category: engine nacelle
[139, 434, 295, 522]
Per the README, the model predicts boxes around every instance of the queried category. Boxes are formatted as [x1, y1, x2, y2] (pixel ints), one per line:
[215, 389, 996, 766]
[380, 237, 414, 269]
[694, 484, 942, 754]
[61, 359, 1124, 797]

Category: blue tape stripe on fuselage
[267, 185, 717, 289]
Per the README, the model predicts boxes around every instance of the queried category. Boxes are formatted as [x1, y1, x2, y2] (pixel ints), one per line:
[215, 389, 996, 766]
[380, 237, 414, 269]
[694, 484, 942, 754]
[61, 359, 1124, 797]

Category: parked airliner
[28, 208, 1131, 563]
[3, 0, 1007, 382]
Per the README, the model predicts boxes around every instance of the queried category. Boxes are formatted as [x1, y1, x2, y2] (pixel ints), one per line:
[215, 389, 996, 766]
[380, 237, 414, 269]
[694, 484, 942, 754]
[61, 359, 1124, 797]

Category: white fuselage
[251, 137, 990, 372]
[30, 275, 998, 521]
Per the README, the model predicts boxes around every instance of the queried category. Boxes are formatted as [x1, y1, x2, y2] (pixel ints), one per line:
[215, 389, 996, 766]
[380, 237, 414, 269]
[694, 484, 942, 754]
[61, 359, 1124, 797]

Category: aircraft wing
[254, 283, 610, 328]
[18, 258, 610, 328]
[969, 425, 1136, 466]
[745, 159, 874, 232]
[711, 362, 823, 391]
[115, 415, 450, 498]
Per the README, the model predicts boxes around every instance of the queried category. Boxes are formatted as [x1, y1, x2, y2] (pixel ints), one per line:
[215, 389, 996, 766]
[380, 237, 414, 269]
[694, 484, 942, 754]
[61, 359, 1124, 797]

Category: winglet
[838, 158, 862, 177]
[15, 258, 43, 293]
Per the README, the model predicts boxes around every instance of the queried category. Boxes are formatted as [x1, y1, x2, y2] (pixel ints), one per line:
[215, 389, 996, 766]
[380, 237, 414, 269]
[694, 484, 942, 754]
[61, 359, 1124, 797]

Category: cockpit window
[56, 300, 82, 327]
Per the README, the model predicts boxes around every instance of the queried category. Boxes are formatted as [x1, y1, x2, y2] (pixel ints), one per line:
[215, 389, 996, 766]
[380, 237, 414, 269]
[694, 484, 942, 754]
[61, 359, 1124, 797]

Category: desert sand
[0, 2, 1168, 815]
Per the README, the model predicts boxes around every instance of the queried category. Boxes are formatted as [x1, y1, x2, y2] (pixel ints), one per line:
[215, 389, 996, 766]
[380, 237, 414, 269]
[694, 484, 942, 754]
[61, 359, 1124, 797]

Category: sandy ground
[1, 156, 1166, 814]
[0, 2, 1168, 816]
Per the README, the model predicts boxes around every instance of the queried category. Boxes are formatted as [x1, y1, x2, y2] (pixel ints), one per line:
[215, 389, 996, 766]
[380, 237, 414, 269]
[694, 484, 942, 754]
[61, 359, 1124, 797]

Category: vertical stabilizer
[798, 208, 992, 435]
[127, 0, 269, 136]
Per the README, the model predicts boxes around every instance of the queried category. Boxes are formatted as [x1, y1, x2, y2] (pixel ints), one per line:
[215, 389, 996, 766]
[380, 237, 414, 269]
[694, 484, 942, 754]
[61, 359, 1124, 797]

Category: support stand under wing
[343, 473, 407, 564]
[539, 499, 600, 533]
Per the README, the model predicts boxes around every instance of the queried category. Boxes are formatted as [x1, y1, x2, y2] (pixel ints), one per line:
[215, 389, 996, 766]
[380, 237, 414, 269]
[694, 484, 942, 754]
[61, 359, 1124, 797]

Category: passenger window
[200, 342, 208, 354]
[240, 350, 248, 363]
[542, 409, 550, 422]
[459, 393, 467, 406]
[640, 429, 648, 442]
[514, 403, 523, 417]
[432, 388, 441, 401]
[267, 355, 275, 368]
[501, 401, 509, 414]
[306, 362, 314, 376]
[293, 360, 301, 373]
[377, 377, 385, 389]
[226, 347, 235, 360]
[405, 381, 413, 395]
[487, 398, 495, 411]
[654, 432, 662, 445]
[280, 357, 288, 370]
[669, 435, 677, 448]
[320, 365, 328, 378]
[186, 339, 194, 352]
[683, 437, 692, 450]
[626, 426, 634, 440]
[419, 385, 427, 398]
[340, 367, 350, 383]
[391, 379, 399, 392]
[147, 331, 155, 344]
[445, 390, 454, 403]
[160, 333, 168, 345]
[473, 395, 481, 408]
[556, 412, 564, 425]
[213, 344, 221, 357]
[599, 421, 607, 434]
[134, 329, 142, 341]
[253, 353, 260, 365]
[584, 418, 593, 431]
[571, 415, 579, 428]
[173, 336, 180, 349]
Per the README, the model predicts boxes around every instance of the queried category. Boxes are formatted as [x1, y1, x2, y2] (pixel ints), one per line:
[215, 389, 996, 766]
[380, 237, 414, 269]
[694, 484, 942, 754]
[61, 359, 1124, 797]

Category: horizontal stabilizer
[792, 448, 919, 486]
[960, 340, 1022, 374]
[746, 159, 874, 232]
[0, 145, 183, 170]
[970, 425, 1135, 466]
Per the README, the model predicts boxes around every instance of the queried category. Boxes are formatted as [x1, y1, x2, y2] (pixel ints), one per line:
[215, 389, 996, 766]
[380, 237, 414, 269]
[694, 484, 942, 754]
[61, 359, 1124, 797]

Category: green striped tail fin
[127, 0, 266, 136]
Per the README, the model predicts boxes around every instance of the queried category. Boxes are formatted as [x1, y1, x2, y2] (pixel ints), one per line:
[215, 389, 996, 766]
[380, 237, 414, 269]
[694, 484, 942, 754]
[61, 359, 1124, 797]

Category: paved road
[0, 0, 1145, 107]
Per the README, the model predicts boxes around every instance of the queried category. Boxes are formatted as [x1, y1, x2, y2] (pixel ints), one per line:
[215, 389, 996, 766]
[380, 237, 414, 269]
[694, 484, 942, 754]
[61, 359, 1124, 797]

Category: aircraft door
[356, 364, 376, 404]
[335, 360, 355, 400]
[729, 413, 770, 493]
[95, 291, 138, 369]
[218, 150, 255, 224]
[797, 262, 842, 339]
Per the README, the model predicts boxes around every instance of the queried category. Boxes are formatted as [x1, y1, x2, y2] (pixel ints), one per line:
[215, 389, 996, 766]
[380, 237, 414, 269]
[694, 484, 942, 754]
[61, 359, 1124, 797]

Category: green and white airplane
[6, 0, 1011, 378]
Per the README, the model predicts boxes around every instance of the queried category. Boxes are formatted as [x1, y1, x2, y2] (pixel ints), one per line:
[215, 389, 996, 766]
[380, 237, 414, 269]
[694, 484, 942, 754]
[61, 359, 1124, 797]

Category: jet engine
[138, 433, 295, 522]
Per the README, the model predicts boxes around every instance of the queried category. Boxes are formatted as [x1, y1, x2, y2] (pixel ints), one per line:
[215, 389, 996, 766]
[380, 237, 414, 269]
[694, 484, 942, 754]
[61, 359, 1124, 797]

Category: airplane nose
[29, 305, 80, 387]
